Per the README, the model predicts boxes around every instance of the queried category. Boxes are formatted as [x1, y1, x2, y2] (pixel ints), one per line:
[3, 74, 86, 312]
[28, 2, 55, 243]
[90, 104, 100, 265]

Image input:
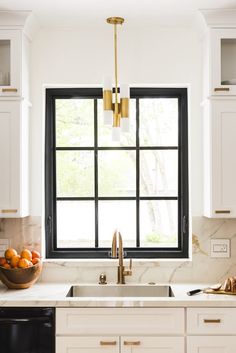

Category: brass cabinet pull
[214, 87, 230, 92]
[2, 88, 18, 93]
[215, 210, 230, 214]
[100, 341, 117, 346]
[124, 341, 141, 346]
[204, 319, 221, 323]
[1, 209, 17, 213]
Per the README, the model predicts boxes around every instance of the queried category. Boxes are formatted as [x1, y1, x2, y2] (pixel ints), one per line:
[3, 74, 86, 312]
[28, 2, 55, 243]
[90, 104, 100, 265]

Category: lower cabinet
[187, 336, 236, 353]
[56, 336, 184, 353]
[56, 307, 236, 353]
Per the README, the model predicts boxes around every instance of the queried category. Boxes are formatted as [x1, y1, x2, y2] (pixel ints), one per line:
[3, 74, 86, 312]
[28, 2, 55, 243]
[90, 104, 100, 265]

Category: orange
[31, 250, 40, 259]
[5, 248, 18, 260]
[10, 255, 20, 268]
[32, 258, 40, 265]
[0, 257, 7, 266]
[18, 258, 30, 268]
[3, 263, 11, 269]
[21, 249, 32, 261]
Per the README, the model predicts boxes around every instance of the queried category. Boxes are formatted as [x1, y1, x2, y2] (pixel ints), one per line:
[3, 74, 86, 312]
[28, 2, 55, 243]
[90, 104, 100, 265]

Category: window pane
[56, 99, 94, 147]
[140, 200, 178, 247]
[97, 99, 136, 147]
[57, 201, 95, 247]
[98, 201, 136, 247]
[98, 150, 136, 197]
[140, 150, 178, 196]
[139, 98, 178, 146]
[56, 151, 94, 197]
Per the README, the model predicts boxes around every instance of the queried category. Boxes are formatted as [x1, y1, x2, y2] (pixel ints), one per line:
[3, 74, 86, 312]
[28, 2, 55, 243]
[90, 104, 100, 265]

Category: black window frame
[45, 87, 189, 259]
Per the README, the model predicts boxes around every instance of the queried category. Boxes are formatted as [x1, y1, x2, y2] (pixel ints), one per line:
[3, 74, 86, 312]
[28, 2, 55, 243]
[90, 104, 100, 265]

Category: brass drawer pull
[204, 319, 221, 323]
[215, 210, 230, 214]
[124, 341, 141, 346]
[100, 341, 117, 346]
[214, 87, 230, 92]
[1, 209, 17, 213]
[2, 88, 18, 93]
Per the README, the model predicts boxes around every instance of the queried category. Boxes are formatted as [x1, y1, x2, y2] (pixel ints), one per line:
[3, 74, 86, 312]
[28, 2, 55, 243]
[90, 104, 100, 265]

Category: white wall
[30, 25, 202, 216]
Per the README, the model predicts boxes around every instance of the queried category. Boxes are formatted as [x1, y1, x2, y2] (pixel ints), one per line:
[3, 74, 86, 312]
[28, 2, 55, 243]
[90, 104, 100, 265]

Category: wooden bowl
[0, 262, 42, 289]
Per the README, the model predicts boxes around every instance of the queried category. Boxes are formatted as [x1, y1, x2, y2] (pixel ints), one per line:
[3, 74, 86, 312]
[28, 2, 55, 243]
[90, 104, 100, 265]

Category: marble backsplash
[0, 216, 236, 284]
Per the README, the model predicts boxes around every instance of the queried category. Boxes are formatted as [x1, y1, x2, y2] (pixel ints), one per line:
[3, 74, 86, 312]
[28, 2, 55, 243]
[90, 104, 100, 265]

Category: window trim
[45, 87, 189, 259]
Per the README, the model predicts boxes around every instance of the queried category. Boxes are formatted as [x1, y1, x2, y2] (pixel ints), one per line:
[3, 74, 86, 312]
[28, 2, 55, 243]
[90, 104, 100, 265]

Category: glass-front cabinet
[211, 28, 236, 95]
[0, 30, 21, 96]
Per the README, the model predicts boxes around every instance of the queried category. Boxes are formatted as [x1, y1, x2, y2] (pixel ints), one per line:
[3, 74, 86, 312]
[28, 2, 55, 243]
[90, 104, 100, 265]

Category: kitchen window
[45, 87, 189, 258]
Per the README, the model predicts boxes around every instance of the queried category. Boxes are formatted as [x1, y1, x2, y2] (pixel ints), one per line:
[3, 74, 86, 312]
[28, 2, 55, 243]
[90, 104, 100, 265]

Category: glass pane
[98, 98, 136, 147]
[98, 150, 136, 197]
[0, 40, 10, 86]
[98, 201, 136, 247]
[140, 200, 178, 247]
[57, 201, 95, 247]
[56, 99, 94, 147]
[140, 150, 178, 196]
[221, 39, 236, 85]
[139, 98, 178, 146]
[56, 151, 94, 197]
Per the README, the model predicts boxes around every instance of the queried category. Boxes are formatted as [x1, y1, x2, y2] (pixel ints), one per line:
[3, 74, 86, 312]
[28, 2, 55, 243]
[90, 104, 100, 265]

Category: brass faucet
[111, 230, 132, 284]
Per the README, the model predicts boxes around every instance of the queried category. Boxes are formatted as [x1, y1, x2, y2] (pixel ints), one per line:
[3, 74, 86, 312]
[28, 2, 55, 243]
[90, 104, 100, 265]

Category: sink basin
[67, 284, 174, 298]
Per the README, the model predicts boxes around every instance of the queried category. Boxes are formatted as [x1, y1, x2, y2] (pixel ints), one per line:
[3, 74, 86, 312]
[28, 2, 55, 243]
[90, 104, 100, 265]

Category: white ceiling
[0, 0, 236, 27]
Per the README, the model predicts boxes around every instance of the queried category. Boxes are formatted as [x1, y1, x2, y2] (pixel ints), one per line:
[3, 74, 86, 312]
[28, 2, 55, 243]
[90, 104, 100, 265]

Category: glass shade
[103, 110, 113, 125]
[121, 117, 130, 132]
[103, 76, 112, 90]
[120, 83, 130, 98]
[112, 126, 121, 141]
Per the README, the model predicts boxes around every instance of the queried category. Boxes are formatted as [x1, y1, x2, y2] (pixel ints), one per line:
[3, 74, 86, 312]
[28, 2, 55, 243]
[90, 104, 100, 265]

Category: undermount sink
[66, 284, 174, 298]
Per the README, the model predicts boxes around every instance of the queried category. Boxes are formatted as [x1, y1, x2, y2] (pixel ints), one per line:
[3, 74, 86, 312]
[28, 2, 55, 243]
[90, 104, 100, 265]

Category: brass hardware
[100, 341, 117, 346]
[215, 210, 230, 214]
[214, 87, 230, 92]
[107, 17, 124, 25]
[124, 341, 141, 346]
[111, 230, 132, 284]
[121, 98, 129, 118]
[2, 88, 18, 93]
[204, 319, 221, 323]
[1, 209, 17, 213]
[103, 90, 112, 110]
[99, 273, 107, 285]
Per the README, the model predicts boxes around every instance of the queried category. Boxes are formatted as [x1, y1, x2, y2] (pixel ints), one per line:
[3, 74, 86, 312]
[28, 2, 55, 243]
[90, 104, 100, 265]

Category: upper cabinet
[210, 28, 236, 95]
[0, 11, 32, 99]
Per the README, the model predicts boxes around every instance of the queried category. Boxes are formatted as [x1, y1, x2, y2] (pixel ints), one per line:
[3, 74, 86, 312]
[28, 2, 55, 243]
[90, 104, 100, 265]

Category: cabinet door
[211, 28, 236, 95]
[0, 30, 21, 96]
[0, 100, 29, 217]
[56, 336, 119, 353]
[121, 337, 184, 353]
[187, 336, 236, 353]
[203, 99, 236, 217]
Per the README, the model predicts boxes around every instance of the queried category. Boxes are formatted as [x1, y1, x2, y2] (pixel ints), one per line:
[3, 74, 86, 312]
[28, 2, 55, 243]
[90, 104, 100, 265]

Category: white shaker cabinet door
[121, 336, 184, 353]
[56, 336, 119, 353]
[203, 98, 236, 217]
[187, 336, 236, 353]
[0, 100, 29, 217]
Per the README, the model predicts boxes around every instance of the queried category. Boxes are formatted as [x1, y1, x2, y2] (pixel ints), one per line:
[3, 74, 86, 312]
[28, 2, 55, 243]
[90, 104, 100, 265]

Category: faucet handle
[123, 258, 132, 277]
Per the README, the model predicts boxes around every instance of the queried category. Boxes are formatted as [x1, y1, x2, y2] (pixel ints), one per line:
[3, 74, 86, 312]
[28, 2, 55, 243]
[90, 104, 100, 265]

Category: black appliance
[0, 307, 55, 353]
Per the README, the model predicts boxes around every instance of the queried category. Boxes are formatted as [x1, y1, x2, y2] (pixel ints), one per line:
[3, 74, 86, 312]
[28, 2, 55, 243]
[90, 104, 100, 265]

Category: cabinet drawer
[187, 336, 236, 353]
[187, 308, 236, 334]
[56, 336, 119, 353]
[122, 336, 184, 353]
[56, 308, 184, 335]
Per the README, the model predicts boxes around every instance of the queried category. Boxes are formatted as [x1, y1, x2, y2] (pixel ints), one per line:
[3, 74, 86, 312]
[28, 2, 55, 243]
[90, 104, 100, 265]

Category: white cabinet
[187, 336, 236, 353]
[187, 308, 236, 353]
[0, 99, 29, 217]
[56, 308, 185, 353]
[210, 28, 236, 96]
[203, 98, 236, 217]
[0, 29, 29, 98]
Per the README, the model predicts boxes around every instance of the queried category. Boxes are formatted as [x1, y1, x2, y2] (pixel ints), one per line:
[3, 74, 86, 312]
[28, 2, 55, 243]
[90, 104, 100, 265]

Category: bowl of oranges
[0, 248, 42, 289]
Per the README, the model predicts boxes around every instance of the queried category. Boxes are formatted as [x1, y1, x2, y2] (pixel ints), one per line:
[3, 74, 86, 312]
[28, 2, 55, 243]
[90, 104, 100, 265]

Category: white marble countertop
[1, 282, 236, 307]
